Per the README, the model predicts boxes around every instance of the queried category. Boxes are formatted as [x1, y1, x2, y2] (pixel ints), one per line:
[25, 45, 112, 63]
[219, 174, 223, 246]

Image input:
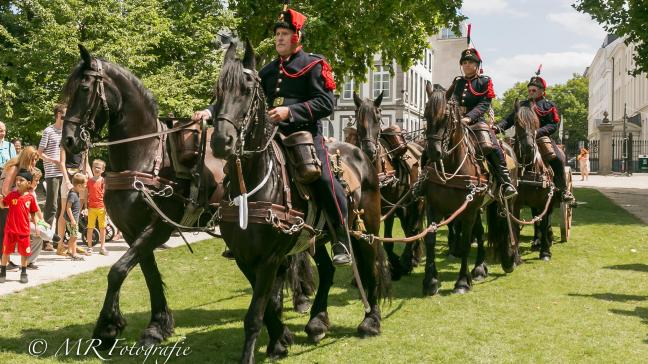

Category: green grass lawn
[1, 188, 647, 363]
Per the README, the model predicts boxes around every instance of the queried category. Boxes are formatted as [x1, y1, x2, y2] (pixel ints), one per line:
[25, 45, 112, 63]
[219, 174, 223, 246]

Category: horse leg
[240, 262, 279, 364]
[539, 212, 553, 261]
[265, 259, 294, 359]
[305, 246, 334, 343]
[531, 207, 541, 250]
[353, 235, 383, 338]
[382, 215, 402, 280]
[138, 251, 175, 346]
[422, 205, 440, 296]
[453, 216, 476, 294]
[399, 208, 418, 274]
[93, 223, 161, 349]
[471, 214, 488, 281]
[288, 252, 313, 314]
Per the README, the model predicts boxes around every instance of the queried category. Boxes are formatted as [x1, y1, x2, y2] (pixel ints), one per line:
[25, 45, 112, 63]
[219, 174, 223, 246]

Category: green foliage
[574, 0, 648, 76]
[1, 0, 464, 146]
[231, 0, 465, 81]
[494, 75, 589, 142]
[0, 0, 232, 145]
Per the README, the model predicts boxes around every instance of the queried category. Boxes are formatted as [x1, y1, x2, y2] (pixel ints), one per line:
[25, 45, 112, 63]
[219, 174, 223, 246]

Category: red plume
[467, 23, 472, 46]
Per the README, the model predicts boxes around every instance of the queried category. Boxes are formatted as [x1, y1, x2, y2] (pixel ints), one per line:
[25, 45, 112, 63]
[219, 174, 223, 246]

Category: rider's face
[461, 60, 478, 77]
[527, 86, 542, 99]
[275, 28, 297, 57]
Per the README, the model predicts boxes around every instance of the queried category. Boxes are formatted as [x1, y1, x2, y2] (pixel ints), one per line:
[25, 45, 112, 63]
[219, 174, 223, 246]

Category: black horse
[60, 45, 230, 348]
[512, 103, 558, 261]
[350, 92, 425, 278]
[210, 42, 389, 363]
[421, 85, 516, 295]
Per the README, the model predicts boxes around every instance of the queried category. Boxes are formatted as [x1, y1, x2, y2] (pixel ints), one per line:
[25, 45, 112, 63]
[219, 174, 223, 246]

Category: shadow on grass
[0, 305, 367, 363]
[604, 263, 648, 273]
[568, 293, 648, 302]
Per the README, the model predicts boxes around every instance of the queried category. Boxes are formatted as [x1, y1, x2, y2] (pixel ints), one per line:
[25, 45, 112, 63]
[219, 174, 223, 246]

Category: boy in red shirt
[86, 159, 107, 255]
[0, 169, 40, 283]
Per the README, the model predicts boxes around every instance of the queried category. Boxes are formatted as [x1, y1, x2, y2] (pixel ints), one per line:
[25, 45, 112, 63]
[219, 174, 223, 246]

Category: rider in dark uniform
[194, 7, 352, 266]
[495, 70, 575, 202]
[447, 47, 517, 199]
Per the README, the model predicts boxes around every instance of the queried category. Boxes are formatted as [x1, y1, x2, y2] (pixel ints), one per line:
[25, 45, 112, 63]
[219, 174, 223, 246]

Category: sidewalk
[573, 173, 648, 224]
[0, 232, 214, 296]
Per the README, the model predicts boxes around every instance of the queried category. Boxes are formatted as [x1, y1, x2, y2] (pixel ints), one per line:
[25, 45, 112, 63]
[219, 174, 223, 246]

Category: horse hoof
[357, 315, 380, 338]
[305, 312, 330, 343]
[422, 279, 439, 297]
[540, 254, 551, 262]
[293, 296, 311, 314]
[93, 314, 127, 350]
[452, 286, 470, 294]
[471, 265, 488, 281]
[267, 327, 293, 359]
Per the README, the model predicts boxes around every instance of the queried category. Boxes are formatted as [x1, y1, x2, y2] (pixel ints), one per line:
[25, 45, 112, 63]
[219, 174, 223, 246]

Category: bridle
[355, 105, 382, 162]
[215, 68, 274, 157]
[426, 99, 462, 157]
[65, 59, 110, 148]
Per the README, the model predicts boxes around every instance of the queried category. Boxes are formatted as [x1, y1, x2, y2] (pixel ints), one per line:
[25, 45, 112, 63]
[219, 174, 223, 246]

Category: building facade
[586, 34, 648, 141]
[327, 28, 466, 141]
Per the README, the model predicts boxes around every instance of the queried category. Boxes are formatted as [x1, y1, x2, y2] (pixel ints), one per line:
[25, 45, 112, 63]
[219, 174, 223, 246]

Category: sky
[460, 0, 607, 95]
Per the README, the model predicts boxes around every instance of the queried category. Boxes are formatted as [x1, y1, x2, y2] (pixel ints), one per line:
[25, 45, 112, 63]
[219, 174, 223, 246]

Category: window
[440, 27, 459, 39]
[342, 79, 355, 100]
[373, 66, 390, 98]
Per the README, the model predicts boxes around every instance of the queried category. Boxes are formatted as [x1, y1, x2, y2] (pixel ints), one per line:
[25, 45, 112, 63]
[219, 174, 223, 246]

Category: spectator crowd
[0, 104, 119, 284]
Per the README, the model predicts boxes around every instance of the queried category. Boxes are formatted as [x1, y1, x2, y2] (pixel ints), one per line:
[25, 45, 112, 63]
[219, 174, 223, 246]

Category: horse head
[353, 91, 383, 162]
[423, 82, 450, 162]
[210, 41, 263, 159]
[514, 99, 539, 165]
[61, 44, 126, 155]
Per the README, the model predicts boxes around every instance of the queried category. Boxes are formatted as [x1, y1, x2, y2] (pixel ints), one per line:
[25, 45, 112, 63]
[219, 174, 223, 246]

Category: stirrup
[501, 183, 517, 200]
[331, 242, 352, 266]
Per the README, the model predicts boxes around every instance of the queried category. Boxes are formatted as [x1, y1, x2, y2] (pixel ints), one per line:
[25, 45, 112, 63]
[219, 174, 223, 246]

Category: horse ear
[374, 91, 384, 107]
[425, 81, 434, 97]
[242, 39, 256, 70]
[224, 42, 237, 63]
[353, 91, 362, 108]
[78, 44, 92, 68]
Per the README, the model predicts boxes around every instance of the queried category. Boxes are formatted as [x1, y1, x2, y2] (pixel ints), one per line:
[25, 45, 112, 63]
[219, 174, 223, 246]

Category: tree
[574, 0, 648, 76]
[0, 0, 233, 144]
[231, 0, 465, 82]
[492, 82, 528, 122]
[546, 74, 589, 143]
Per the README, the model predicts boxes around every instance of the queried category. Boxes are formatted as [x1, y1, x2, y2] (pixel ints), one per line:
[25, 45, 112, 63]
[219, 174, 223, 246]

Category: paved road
[0, 232, 214, 296]
[573, 173, 648, 225]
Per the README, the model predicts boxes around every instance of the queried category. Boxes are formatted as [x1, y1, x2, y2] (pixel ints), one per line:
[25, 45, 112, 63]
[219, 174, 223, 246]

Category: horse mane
[214, 58, 247, 98]
[60, 59, 159, 116]
[425, 89, 446, 123]
[516, 106, 539, 131]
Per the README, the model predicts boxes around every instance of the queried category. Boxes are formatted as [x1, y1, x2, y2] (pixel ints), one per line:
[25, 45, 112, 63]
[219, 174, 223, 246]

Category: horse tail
[375, 241, 392, 303]
[486, 202, 516, 272]
[286, 251, 315, 310]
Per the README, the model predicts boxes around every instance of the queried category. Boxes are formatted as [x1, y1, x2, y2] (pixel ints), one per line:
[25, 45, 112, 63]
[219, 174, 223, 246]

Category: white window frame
[373, 66, 391, 99]
[342, 79, 355, 100]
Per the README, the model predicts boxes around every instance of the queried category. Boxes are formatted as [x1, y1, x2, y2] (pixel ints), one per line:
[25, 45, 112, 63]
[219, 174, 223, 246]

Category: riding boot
[331, 224, 352, 266]
[548, 158, 575, 203]
[486, 149, 517, 200]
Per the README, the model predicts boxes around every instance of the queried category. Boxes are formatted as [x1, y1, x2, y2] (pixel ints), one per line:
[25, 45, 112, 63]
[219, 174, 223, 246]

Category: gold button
[278, 79, 282, 83]
[279, 70, 284, 75]
[276, 88, 280, 92]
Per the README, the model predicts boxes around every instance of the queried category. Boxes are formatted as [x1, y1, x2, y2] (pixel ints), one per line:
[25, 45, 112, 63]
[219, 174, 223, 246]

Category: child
[86, 159, 108, 255]
[0, 169, 40, 283]
[27, 168, 53, 269]
[65, 173, 87, 261]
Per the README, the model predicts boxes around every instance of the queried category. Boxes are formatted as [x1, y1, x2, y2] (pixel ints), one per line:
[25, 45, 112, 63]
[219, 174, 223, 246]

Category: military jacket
[498, 98, 560, 138]
[259, 49, 335, 135]
[447, 75, 496, 124]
